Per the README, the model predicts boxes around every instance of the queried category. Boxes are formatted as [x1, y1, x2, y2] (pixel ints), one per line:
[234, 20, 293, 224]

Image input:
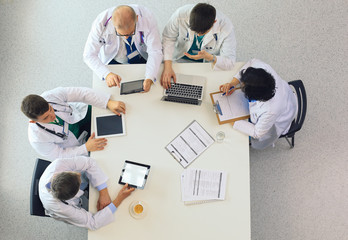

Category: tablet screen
[120, 80, 144, 95]
[119, 161, 150, 189]
[95, 114, 125, 138]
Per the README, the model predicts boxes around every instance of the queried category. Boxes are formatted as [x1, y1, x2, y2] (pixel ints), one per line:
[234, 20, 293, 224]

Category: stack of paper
[181, 168, 227, 205]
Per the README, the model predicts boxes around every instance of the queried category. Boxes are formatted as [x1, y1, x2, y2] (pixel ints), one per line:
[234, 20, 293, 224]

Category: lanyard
[122, 31, 145, 49]
[123, 36, 135, 52]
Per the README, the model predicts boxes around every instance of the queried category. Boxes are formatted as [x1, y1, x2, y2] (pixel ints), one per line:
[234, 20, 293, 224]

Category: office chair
[30, 158, 51, 217]
[279, 80, 307, 148]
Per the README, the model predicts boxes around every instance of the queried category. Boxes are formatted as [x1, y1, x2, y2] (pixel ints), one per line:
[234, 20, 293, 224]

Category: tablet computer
[120, 79, 144, 95]
[94, 114, 125, 138]
[118, 160, 151, 189]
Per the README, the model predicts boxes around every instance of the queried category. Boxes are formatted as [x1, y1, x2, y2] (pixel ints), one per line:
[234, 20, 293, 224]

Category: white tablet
[94, 114, 126, 138]
[118, 160, 151, 189]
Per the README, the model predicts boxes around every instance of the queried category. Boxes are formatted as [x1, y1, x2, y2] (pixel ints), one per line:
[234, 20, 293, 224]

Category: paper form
[166, 121, 215, 168]
[181, 169, 227, 202]
[212, 89, 249, 122]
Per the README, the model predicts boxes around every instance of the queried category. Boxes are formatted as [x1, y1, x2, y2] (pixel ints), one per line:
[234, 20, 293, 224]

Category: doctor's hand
[160, 61, 176, 89]
[113, 184, 135, 208]
[106, 72, 122, 88]
[219, 82, 236, 96]
[107, 100, 126, 116]
[184, 50, 214, 62]
[142, 79, 153, 93]
[97, 188, 112, 211]
[85, 132, 107, 152]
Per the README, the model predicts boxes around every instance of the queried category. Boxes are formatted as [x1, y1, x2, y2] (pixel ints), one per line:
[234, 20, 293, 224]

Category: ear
[214, 20, 217, 23]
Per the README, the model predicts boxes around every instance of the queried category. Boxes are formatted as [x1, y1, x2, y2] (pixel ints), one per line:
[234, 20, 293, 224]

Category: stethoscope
[99, 16, 112, 44]
[35, 102, 73, 140]
[61, 198, 83, 209]
[48, 102, 73, 115]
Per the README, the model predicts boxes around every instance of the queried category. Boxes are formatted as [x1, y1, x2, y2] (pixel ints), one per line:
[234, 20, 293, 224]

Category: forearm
[112, 197, 123, 208]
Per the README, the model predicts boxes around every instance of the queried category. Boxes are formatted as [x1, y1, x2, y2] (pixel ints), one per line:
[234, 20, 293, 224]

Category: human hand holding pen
[219, 83, 236, 96]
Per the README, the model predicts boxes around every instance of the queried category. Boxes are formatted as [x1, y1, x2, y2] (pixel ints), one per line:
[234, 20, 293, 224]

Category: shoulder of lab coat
[42, 87, 110, 109]
[28, 123, 88, 160]
[162, 4, 193, 61]
[211, 10, 237, 71]
[233, 59, 267, 81]
[132, 4, 163, 81]
[83, 7, 117, 80]
[39, 157, 113, 230]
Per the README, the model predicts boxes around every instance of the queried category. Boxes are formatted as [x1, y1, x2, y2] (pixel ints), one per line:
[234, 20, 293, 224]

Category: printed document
[166, 121, 215, 168]
[181, 168, 227, 204]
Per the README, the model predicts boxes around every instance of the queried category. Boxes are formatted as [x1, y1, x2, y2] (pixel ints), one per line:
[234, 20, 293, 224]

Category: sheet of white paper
[181, 169, 227, 202]
[212, 89, 249, 122]
[166, 121, 215, 168]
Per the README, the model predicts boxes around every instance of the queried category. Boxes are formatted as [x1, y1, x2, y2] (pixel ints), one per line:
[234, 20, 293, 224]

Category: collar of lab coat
[202, 20, 220, 44]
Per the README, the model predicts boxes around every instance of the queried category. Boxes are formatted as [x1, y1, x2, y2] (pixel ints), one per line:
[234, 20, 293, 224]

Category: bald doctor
[83, 4, 163, 92]
[21, 87, 125, 160]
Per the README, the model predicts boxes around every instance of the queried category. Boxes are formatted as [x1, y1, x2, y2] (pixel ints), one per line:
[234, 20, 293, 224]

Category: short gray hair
[51, 172, 80, 201]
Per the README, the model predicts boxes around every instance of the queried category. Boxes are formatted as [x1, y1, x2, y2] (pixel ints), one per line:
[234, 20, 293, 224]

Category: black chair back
[30, 158, 51, 217]
[287, 80, 307, 136]
[280, 80, 307, 147]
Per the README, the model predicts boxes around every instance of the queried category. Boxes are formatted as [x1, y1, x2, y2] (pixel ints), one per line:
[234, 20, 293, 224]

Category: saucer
[129, 200, 148, 219]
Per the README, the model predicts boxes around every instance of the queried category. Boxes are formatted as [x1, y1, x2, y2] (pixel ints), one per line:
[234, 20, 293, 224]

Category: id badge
[127, 50, 140, 60]
[62, 121, 69, 138]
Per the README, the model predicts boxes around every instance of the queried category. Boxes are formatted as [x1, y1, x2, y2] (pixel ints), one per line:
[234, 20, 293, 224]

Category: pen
[222, 86, 234, 96]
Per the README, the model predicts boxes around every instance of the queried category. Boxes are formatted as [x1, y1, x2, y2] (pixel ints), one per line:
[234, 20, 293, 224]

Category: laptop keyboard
[163, 96, 200, 105]
[165, 83, 203, 99]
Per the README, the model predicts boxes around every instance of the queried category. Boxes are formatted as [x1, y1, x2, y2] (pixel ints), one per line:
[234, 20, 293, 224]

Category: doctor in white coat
[83, 4, 163, 92]
[161, 3, 237, 89]
[21, 87, 126, 160]
[39, 156, 134, 230]
[220, 59, 297, 149]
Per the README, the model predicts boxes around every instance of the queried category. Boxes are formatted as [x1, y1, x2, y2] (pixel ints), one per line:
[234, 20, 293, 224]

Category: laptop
[161, 74, 206, 105]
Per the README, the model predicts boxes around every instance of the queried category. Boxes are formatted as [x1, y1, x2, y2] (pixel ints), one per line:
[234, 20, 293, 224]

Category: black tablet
[120, 80, 144, 95]
[94, 114, 126, 138]
[118, 160, 151, 189]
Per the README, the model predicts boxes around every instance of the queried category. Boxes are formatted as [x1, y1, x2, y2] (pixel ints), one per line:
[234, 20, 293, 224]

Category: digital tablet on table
[94, 114, 125, 138]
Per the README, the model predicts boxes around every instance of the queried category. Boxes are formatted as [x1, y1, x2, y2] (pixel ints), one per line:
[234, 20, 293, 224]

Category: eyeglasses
[115, 23, 136, 37]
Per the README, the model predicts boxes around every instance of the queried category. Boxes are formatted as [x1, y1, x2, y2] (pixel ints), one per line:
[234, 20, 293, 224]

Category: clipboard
[210, 89, 250, 125]
[165, 120, 215, 168]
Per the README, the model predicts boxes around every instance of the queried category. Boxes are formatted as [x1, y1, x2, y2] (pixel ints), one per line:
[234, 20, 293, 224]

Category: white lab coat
[39, 156, 114, 230]
[28, 87, 110, 160]
[162, 4, 236, 71]
[83, 4, 163, 81]
[233, 59, 298, 149]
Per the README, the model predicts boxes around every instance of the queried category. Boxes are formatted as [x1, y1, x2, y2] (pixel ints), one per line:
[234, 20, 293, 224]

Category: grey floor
[1, 0, 347, 239]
